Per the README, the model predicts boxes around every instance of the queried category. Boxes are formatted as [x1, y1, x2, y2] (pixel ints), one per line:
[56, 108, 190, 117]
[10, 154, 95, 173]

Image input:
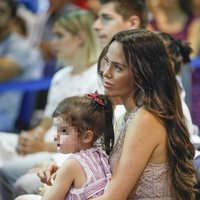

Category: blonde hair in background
[55, 9, 100, 67]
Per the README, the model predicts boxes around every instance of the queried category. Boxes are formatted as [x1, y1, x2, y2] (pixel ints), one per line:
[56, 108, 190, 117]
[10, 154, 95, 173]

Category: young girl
[15, 92, 114, 200]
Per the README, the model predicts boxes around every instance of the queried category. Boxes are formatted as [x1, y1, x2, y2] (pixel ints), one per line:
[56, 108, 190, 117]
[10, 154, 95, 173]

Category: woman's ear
[82, 130, 94, 144]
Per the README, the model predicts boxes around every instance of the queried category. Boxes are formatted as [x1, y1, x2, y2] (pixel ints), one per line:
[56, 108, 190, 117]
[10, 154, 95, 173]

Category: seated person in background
[147, 0, 200, 126]
[156, 31, 199, 137]
[0, 9, 102, 200]
[0, 0, 44, 132]
[147, 0, 200, 57]
[15, 93, 114, 200]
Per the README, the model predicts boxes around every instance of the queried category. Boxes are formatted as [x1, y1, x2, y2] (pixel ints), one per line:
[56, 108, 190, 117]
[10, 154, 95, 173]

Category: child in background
[15, 91, 114, 200]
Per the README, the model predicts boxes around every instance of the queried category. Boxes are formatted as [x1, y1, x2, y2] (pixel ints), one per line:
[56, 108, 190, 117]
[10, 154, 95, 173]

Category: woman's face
[102, 41, 134, 100]
[51, 23, 82, 61]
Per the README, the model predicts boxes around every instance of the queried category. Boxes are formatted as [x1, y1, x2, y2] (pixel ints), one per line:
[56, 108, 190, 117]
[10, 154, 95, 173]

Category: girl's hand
[37, 162, 59, 186]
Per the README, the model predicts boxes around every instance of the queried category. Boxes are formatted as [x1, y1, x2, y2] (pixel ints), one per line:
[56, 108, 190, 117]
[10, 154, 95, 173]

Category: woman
[0, 9, 102, 199]
[94, 29, 196, 199]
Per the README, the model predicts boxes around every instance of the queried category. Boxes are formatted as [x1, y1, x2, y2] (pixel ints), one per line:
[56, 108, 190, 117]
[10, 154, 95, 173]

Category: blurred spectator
[147, 0, 200, 57]
[16, 0, 78, 116]
[0, 0, 43, 132]
[17, 0, 77, 60]
[147, 0, 200, 126]
[156, 31, 199, 136]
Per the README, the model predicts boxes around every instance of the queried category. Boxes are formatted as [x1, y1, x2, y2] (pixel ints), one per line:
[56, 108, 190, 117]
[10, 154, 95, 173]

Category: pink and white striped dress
[66, 147, 111, 200]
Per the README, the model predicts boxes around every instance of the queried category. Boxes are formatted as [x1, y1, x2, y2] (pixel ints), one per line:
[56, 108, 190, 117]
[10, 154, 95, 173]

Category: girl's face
[51, 23, 83, 62]
[54, 118, 83, 154]
[102, 41, 134, 100]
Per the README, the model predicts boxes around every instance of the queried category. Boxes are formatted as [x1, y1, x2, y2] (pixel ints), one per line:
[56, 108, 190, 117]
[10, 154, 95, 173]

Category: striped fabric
[66, 148, 111, 200]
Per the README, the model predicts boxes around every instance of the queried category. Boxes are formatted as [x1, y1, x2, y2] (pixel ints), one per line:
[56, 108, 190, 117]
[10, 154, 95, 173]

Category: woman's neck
[121, 96, 137, 114]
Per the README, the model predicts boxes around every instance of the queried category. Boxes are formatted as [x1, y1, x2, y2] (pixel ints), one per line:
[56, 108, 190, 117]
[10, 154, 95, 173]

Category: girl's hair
[98, 29, 196, 199]
[156, 31, 192, 75]
[55, 9, 100, 66]
[52, 94, 114, 155]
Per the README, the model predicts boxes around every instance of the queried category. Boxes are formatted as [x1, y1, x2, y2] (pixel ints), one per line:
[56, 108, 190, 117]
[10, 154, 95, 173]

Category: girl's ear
[82, 130, 94, 144]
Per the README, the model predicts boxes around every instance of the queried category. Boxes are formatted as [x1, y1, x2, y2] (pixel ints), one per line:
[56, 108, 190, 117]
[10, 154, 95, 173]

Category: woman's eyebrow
[112, 61, 126, 67]
[105, 55, 126, 67]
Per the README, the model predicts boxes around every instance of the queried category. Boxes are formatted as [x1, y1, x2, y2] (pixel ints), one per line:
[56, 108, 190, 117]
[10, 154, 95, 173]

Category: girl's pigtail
[100, 95, 115, 155]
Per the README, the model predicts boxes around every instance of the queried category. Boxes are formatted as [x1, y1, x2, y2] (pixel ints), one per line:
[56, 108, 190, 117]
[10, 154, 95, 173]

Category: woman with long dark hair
[94, 29, 196, 200]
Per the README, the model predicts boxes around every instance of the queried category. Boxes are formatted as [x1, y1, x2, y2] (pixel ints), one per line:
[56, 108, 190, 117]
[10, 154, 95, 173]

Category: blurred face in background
[51, 22, 83, 63]
[93, 2, 132, 48]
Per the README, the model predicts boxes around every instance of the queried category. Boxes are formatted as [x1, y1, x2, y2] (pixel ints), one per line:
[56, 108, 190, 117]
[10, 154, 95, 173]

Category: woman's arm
[93, 109, 166, 200]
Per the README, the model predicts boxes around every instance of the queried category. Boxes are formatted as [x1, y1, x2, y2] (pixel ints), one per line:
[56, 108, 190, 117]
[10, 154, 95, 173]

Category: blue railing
[0, 77, 52, 92]
[0, 76, 52, 130]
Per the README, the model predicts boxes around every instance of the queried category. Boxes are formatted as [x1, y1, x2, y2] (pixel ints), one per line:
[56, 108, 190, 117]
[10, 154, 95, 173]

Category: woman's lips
[103, 81, 114, 89]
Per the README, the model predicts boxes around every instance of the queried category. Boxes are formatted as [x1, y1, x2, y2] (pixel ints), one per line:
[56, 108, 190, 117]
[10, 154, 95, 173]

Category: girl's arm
[93, 109, 166, 200]
[42, 159, 79, 200]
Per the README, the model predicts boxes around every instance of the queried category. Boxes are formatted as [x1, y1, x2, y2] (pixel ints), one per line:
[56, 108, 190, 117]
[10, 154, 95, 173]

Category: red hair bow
[85, 90, 105, 106]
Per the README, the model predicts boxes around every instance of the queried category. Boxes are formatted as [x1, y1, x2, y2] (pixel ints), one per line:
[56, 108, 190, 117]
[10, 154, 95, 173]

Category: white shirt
[44, 63, 103, 118]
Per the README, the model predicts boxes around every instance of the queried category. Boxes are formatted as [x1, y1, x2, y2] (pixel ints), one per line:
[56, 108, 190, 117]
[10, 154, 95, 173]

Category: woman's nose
[103, 65, 112, 79]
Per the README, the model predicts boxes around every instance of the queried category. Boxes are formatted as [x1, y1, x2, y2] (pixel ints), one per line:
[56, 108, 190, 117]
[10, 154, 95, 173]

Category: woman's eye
[114, 65, 122, 72]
